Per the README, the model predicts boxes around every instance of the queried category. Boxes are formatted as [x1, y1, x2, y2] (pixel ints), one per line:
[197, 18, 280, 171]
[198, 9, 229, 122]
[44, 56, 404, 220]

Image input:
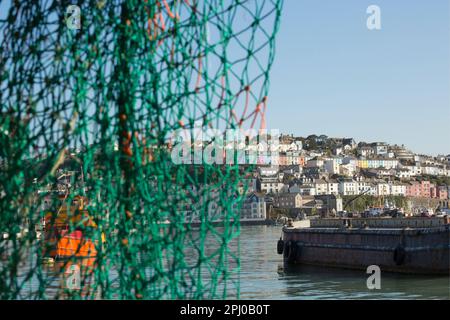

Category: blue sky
[267, 0, 450, 155]
[0, 1, 447, 155]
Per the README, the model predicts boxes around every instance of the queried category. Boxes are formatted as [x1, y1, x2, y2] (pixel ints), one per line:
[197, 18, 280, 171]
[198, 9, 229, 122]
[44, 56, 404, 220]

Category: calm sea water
[10, 225, 449, 299]
[238, 225, 450, 300]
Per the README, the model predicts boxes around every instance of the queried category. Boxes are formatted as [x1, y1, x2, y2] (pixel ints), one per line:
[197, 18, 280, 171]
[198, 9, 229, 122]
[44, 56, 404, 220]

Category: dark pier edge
[280, 217, 450, 275]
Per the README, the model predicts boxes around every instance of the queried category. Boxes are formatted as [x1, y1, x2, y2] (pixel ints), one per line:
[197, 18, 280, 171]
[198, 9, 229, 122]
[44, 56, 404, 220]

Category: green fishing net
[0, 0, 282, 299]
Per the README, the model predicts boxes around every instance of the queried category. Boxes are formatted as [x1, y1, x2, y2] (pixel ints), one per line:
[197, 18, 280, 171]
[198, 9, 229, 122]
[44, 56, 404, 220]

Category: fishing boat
[42, 195, 104, 267]
[277, 217, 450, 275]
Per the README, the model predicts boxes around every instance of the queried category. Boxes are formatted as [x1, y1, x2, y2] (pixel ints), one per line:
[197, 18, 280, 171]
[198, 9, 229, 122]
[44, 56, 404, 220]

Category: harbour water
[8, 224, 450, 299]
[239, 225, 450, 300]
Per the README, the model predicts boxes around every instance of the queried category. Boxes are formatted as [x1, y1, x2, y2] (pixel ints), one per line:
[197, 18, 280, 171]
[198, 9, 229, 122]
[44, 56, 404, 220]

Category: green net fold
[0, 0, 282, 299]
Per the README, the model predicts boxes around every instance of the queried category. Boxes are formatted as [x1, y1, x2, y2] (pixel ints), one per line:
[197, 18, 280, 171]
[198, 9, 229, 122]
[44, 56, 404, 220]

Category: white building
[338, 179, 357, 195]
[374, 143, 388, 156]
[323, 158, 342, 175]
[390, 183, 406, 196]
[356, 180, 373, 195]
[421, 165, 446, 176]
[259, 178, 284, 194]
[395, 168, 413, 179]
[358, 146, 375, 157]
[258, 166, 278, 177]
[402, 164, 422, 176]
[327, 180, 339, 195]
[241, 193, 267, 220]
[376, 181, 390, 196]
[299, 185, 316, 196]
[341, 157, 358, 176]
[314, 179, 328, 195]
[382, 159, 399, 169]
[340, 163, 357, 177]
[278, 141, 303, 153]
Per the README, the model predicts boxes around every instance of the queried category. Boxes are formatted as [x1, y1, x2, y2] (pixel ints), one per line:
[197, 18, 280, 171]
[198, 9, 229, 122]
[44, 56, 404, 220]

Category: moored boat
[278, 217, 450, 275]
[42, 195, 104, 267]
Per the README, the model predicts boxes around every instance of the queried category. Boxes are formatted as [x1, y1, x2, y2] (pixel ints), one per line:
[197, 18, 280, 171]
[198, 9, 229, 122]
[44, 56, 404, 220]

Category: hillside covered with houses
[241, 134, 450, 221]
[24, 134, 450, 224]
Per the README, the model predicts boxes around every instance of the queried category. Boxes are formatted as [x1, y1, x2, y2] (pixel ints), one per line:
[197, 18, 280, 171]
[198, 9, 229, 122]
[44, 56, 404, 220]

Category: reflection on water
[239, 225, 450, 300]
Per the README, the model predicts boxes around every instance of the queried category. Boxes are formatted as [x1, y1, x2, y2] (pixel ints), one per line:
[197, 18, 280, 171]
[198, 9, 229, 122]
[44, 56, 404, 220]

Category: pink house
[420, 181, 431, 198]
[406, 181, 421, 197]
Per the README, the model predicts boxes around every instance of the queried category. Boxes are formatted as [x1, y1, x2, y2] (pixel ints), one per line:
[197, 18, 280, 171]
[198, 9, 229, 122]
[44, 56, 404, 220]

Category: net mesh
[0, 0, 282, 299]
